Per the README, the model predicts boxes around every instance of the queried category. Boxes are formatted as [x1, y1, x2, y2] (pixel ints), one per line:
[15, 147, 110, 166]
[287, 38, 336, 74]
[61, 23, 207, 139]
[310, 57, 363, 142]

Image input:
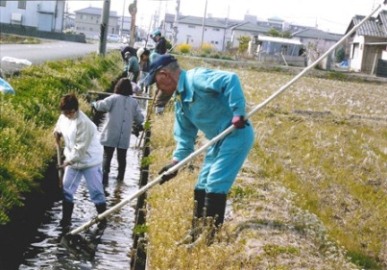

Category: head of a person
[114, 77, 133, 96]
[60, 93, 79, 119]
[137, 47, 150, 62]
[144, 54, 180, 95]
[152, 30, 161, 41]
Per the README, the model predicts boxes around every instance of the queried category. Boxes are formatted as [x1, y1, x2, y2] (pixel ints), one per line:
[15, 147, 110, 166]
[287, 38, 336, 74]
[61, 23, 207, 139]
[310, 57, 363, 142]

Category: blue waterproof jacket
[173, 68, 247, 161]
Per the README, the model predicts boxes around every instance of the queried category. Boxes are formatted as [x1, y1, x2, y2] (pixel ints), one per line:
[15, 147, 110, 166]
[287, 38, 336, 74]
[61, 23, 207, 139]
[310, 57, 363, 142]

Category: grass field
[146, 58, 386, 269]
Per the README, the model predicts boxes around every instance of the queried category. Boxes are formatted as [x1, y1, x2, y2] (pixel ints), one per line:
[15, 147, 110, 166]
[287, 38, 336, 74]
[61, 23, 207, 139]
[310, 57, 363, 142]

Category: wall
[0, 23, 86, 43]
[0, 1, 64, 32]
[349, 35, 365, 72]
[75, 12, 119, 39]
[176, 23, 225, 50]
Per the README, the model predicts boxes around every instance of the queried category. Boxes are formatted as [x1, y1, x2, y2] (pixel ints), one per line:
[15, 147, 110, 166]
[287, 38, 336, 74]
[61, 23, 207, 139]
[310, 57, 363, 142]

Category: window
[213, 28, 220, 31]
[18, 0, 26, 9]
[188, 25, 195, 29]
[0, 1, 7, 7]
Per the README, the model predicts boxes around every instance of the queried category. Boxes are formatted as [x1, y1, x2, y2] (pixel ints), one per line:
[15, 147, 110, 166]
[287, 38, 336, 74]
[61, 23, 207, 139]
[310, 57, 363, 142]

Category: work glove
[232, 115, 247, 129]
[132, 123, 144, 137]
[158, 161, 179, 184]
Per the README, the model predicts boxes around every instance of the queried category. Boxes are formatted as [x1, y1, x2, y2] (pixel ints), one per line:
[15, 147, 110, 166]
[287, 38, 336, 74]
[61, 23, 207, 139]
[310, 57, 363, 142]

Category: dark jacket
[155, 37, 167, 55]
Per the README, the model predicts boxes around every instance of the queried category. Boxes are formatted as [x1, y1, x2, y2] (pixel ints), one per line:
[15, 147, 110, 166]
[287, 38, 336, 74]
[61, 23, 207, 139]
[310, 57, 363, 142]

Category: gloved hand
[232, 115, 246, 129]
[132, 123, 144, 137]
[158, 161, 179, 184]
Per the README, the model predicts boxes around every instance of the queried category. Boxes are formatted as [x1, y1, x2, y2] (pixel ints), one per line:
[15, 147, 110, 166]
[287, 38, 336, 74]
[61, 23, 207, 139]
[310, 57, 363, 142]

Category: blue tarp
[0, 77, 15, 94]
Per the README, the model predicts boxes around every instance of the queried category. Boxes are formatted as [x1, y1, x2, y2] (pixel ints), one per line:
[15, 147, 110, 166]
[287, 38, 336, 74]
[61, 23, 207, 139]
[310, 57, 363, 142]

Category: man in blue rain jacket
[144, 54, 255, 245]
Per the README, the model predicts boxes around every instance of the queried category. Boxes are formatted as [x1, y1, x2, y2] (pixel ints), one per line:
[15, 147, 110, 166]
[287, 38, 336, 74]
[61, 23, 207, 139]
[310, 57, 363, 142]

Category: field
[146, 58, 386, 269]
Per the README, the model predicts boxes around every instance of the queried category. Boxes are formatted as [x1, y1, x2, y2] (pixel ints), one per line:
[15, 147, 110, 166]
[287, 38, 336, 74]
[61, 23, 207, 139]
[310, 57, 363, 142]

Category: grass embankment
[0, 33, 41, 44]
[0, 52, 122, 224]
[146, 58, 386, 269]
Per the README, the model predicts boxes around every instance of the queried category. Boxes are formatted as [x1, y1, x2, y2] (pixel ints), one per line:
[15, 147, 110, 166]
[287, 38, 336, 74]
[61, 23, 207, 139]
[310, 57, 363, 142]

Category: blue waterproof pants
[63, 165, 106, 205]
[195, 125, 254, 194]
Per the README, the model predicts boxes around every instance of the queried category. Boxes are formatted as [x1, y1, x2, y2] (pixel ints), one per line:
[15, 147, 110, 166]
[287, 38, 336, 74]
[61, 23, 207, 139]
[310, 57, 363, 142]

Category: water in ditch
[15, 135, 143, 270]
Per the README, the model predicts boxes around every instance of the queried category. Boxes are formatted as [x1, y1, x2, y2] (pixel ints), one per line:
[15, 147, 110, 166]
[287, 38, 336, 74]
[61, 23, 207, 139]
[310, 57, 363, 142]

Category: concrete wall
[0, 1, 64, 32]
[0, 23, 86, 43]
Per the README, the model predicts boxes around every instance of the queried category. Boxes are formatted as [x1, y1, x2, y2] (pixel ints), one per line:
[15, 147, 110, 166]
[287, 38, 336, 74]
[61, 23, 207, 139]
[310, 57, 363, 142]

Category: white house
[0, 0, 65, 32]
[74, 7, 119, 39]
[118, 16, 131, 37]
[162, 13, 239, 51]
[346, 10, 387, 75]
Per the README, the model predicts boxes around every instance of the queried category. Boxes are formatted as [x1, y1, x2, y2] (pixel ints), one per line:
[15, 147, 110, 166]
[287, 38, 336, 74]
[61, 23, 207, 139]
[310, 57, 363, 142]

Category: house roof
[258, 35, 302, 45]
[345, 10, 387, 38]
[231, 22, 271, 33]
[292, 28, 342, 41]
[174, 15, 240, 29]
[75, 7, 118, 18]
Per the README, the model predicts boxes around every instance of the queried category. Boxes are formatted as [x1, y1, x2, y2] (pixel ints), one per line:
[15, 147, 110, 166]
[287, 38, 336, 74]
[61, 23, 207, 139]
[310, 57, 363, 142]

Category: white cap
[137, 47, 145, 61]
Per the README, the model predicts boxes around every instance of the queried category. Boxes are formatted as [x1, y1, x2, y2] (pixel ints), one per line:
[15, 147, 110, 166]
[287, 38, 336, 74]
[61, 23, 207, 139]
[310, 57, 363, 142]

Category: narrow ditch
[0, 93, 152, 270]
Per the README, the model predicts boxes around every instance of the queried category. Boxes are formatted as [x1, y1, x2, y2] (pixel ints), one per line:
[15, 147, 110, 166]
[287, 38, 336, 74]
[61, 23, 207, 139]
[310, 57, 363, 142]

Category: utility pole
[173, 0, 180, 45]
[128, 0, 137, 47]
[99, 0, 111, 56]
[200, 0, 208, 47]
[121, 0, 127, 39]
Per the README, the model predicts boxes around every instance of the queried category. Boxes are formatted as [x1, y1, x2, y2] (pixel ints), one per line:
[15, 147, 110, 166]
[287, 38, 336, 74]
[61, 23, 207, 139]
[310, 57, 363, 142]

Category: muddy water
[17, 135, 143, 270]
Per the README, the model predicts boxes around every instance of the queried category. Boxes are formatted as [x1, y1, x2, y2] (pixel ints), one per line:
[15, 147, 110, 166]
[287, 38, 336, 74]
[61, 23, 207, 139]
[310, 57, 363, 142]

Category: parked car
[107, 34, 120, 43]
[133, 40, 155, 50]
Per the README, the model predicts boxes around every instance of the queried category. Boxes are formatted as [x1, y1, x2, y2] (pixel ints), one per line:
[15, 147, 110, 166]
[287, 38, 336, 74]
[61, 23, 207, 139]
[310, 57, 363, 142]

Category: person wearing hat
[152, 29, 167, 55]
[144, 55, 255, 245]
[137, 47, 151, 93]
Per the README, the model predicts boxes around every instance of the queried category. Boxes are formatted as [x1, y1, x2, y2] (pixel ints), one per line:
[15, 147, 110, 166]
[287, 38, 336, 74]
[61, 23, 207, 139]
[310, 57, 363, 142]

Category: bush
[176, 43, 192, 54]
[200, 43, 214, 54]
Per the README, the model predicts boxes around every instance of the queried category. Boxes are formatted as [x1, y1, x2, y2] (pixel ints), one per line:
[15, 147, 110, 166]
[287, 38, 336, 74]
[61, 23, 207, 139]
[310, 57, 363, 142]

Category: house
[291, 28, 342, 68]
[0, 0, 65, 32]
[118, 16, 131, 37]
[160, 11, 343, 64]
[162, 13, 240, 51]
[74, 7, 119, 39]
[346, 10, 387, 76]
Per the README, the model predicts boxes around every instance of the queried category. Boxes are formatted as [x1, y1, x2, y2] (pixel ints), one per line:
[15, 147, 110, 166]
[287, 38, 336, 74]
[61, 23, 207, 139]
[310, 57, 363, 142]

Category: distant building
[74, 7, 119, 38]
[161, 12, 341, 56]
[118, 16, 131, 37]
[0, 0, 65, 32]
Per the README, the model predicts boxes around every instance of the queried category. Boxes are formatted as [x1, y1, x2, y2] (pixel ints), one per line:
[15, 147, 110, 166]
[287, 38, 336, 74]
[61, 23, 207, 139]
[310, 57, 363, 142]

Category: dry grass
[145, 59, 386, 269]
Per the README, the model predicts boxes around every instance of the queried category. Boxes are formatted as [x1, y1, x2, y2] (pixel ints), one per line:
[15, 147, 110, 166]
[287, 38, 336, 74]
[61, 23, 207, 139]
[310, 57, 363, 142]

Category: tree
[267, 28, 292, 38]
[237, 36, 251, 53]
[335, 47, 345, 63]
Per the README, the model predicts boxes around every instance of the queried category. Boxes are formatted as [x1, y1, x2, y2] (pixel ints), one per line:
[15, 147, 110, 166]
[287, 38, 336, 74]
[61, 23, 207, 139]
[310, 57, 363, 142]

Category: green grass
[146, 57, 386, 269]
[0, 33, 41, 44]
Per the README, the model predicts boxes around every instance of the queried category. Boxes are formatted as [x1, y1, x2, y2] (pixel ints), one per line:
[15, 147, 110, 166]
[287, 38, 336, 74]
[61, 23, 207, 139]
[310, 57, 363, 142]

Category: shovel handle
[56, 144, 63, 189]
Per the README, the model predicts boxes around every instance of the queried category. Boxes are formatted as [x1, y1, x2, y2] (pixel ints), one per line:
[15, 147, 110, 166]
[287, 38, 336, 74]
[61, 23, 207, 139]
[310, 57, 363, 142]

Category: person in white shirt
[54, 93, 106, 231]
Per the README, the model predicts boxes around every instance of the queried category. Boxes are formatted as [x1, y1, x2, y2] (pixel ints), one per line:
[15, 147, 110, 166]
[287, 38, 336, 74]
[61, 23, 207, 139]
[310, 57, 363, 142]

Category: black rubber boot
[102, 172, 109, 187]
[117, 168, 125, 182]
[102, 173, 110, 197]
[95, 203, 107, 230]
[178, 189, 206, 245]
[204, 192, 227, 245]
[60, 200, 74, 230]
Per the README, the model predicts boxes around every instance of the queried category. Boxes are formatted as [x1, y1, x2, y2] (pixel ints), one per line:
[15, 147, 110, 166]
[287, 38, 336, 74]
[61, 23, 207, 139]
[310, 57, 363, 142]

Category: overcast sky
[66, 0, 386, 34]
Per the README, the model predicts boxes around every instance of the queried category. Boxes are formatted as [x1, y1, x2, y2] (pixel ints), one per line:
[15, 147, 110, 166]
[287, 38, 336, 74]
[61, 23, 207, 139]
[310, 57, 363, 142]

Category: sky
[66, 0, 387, 34]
